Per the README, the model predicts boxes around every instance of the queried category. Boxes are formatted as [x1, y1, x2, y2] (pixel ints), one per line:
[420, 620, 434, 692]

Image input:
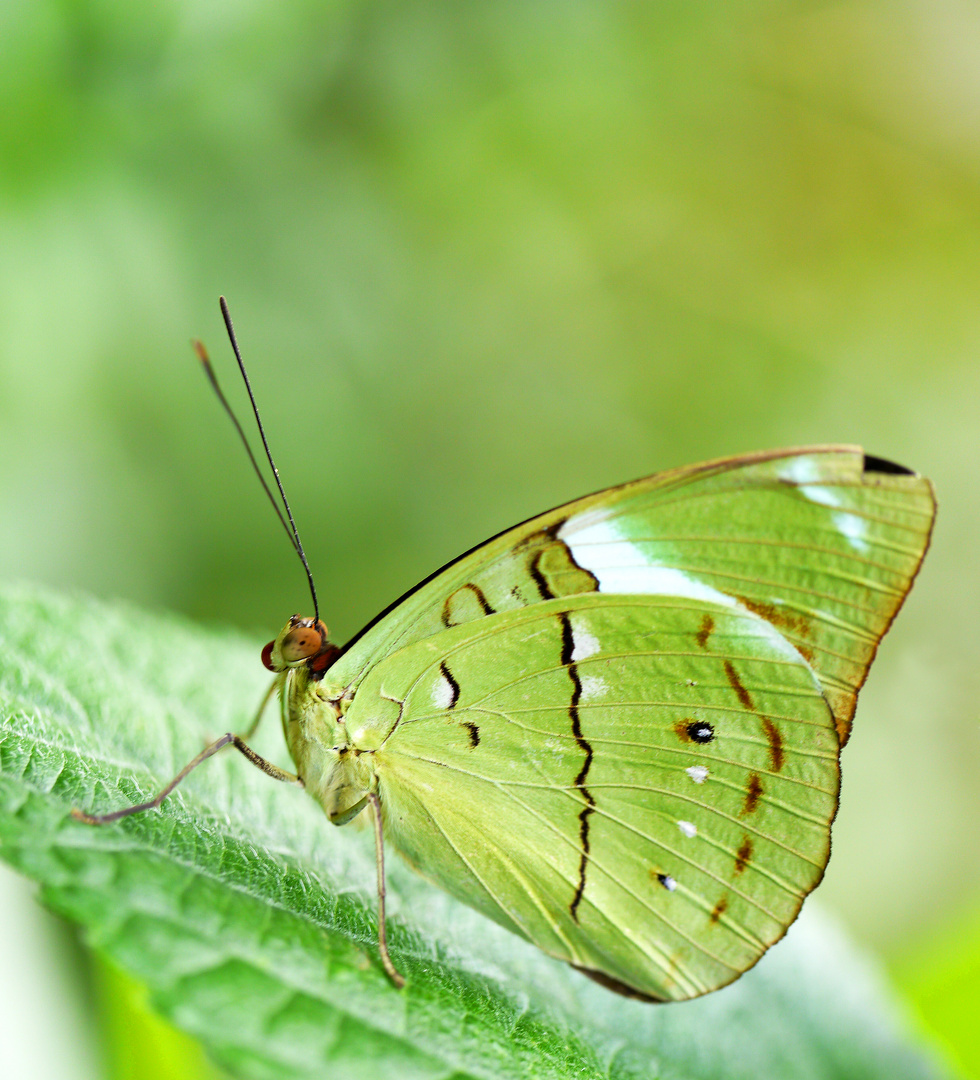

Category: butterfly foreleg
[71, 732, 303, 825]
[367, 790, 405, 988]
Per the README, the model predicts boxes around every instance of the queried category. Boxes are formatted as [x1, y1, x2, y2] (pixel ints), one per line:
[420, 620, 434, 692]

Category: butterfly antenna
[216, 298, 320, 624]
[192, 340, 296, 549]
[192, 298, 320, 624]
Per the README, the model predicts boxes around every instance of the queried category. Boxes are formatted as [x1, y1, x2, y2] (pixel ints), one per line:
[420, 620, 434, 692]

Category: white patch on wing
[578, 674, 608, 700]
[798, 484, 841, 509]
[571, 626, 601, 661]
[677, 820, 697, 838]
[685, 765, 709, 784]
[785, 463, 869, 551]
[558, 516, 737, 607]
[779, 457, 823, 485]
[659, 874, 677, 892]
[558, 506, 822, 670]
[833, 512, 870, 552]
[782, 458, 867, 548]
[430, 671, 456, 711]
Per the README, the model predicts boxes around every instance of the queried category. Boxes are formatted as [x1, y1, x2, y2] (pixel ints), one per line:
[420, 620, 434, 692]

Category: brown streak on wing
[723, 660, 755, 712]
[555, 530, 601, 593]
[673, 720, 693, 743]
[709, 896, 728, 924]
[734, 835, 753, 875]
[762, 717, 784, 772]
[695, 613, 714, 649]
[463, 582, 495, 615]
[742, 773, 764, 815]
[441, 583, 497, 627]
[439, 661, 460, 709]
[738, 596, 813, 638]
[526, 527, 600, 598]
[530, 550, 556, 601]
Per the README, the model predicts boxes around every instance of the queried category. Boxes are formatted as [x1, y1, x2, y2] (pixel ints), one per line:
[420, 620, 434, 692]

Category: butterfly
[74, 303, 936, 1003]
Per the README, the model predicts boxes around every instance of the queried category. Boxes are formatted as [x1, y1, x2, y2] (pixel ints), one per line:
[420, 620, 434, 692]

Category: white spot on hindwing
[431, 669, 456, 711]
[658, 874, 677, 892]
[686, 765, 709, 784]
[578, 674, 607, 700]
[567, 616, 604, 698]
[677, 820, 697, 838]
[570, 625, 600, 661]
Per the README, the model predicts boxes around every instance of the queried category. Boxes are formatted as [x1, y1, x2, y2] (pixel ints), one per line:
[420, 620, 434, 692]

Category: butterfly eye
[261, 641, 276, 671]
[281, 626, 322, 664]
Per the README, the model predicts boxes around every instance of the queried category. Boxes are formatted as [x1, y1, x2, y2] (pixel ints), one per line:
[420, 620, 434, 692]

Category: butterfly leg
[71, 733, 303, 825]
[366, 791, 405, 988]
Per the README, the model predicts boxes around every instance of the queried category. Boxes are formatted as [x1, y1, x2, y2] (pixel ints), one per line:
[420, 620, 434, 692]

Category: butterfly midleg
[367, 791, 405, 988]
[71, 733, 303, 825]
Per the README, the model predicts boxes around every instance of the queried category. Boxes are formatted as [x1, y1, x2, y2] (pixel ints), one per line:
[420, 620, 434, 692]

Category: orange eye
[281, 626, 322, 663]
[261, 640, 276, 671]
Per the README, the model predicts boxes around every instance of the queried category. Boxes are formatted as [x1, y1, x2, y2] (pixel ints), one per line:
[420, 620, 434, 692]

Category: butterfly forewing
[329, 447, 934, 744]
[348, 594, 839, 1001]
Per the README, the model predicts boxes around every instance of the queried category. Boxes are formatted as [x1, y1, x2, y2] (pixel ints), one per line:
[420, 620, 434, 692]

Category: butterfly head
[261, 615, 337, 674]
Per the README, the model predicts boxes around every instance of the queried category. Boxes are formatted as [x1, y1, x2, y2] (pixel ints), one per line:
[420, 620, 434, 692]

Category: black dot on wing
[686, 721, 714, 744]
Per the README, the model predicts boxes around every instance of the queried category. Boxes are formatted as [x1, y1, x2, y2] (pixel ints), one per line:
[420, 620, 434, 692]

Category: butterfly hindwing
[345, 594, 840, 1001]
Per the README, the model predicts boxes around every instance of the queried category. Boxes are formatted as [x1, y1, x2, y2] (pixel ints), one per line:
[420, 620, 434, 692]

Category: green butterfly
[74, 311, 936, 1003]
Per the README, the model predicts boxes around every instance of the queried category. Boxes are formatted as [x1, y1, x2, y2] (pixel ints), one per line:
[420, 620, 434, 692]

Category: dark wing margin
[863, 454, 917, 476]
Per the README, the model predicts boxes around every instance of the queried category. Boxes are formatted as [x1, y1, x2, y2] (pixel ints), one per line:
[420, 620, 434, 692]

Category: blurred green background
[1, 0, 978, 1077]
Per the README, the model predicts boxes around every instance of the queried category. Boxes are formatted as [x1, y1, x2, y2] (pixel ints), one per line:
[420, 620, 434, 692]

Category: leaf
[0, 585, 952, 1080]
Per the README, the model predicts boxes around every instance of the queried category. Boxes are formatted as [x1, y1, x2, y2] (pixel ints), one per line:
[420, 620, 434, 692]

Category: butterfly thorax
[262, 615, 374, 824]
[279, 661, 388, 827]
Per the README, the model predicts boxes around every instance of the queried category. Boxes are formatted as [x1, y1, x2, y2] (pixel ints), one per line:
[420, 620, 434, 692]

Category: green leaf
[0, 585, 952, 1080]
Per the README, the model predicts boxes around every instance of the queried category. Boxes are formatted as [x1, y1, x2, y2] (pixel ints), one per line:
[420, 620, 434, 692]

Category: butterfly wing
[328, 446, 935, 744]
[342, 593, 840, 1001]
